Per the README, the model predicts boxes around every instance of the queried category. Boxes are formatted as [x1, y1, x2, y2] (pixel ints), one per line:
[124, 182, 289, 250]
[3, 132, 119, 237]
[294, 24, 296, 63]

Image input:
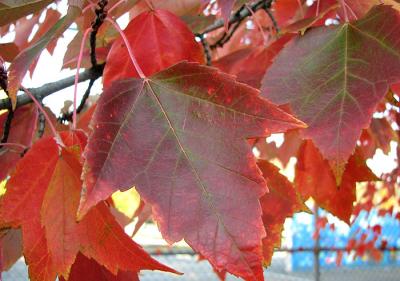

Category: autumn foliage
[0, 0, 399, 280]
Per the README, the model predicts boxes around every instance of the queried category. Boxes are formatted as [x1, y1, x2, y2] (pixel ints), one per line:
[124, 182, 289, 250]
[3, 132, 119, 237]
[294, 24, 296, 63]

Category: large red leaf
[295, 140, 378, 223]
[0, 135, 60, 281]
[0, 105, 37, 182]
[60, 253, 139, 281]
[0, 132, 175, 280]
[261, 5, 400, 181]
[79, 62, 305, 280]
[257, 160, 308, 265]
[102, 9, 204, 87]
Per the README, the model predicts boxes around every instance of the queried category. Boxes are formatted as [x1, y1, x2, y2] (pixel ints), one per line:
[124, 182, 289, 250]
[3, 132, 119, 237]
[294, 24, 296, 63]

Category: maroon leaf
[79, 62, 305, 280]
[262, 5, 400, 181]
[0, 105, 37, 182]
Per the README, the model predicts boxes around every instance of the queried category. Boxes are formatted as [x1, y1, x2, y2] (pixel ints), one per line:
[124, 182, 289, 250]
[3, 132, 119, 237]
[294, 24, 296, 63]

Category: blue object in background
[290, 209, 400, 271]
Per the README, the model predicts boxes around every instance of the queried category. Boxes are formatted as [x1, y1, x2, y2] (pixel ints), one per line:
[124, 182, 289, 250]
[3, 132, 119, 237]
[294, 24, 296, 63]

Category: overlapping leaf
[214, 34, 294, 89]
[7, 6, 80, 108]
[79, 62, 305, 280]
[295, 140, 378, 223]
[0, 105, 37, 182]
[60, 253, 139, 281]
[257, 160, 308, 265]
[103, 9, 204, 87]
[0, 43, 19, 62]
[338, 0, 400, 21]
[0, 228, 23, 271]
[0, 0, 53, 26]
[0, 131, 175, 280]
[261, 5, 400, 181]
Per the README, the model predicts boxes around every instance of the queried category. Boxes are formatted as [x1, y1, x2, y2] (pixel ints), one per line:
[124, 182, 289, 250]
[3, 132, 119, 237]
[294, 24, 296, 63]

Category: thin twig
[197, 0, 274, 51]
[60, 78, 96, 122]
[90, 0, 108, 67]
[264, 6, 279, 33]
[197, 35, 212, 66]
[0, 57, 13, 148]
[77, 78, 96, 114]
[198, 0, 273, 36]
[0, 64, 104, 111]
[209, 17, 245, 49]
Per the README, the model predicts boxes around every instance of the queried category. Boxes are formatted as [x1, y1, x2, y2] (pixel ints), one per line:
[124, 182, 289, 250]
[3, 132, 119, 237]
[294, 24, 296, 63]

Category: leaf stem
[20, 86, 62, 145]
[245, 4, 268, 45]
[297, 0, 304, 18]
[0, 142, 27, 151]
[106, 17, 146, 79]
[73, 27, 92, 129]
[82, 2, 96, 14]
[339, 0, 349, 22]
[343, 1, 357, 20]
[315, 0, 320, 17]
[108, 0, 127, 14]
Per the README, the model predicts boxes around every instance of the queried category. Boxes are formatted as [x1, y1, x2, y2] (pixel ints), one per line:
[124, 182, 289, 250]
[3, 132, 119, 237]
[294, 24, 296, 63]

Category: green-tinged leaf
[79, 62, 305, 281]
[262, 5, 400, 181]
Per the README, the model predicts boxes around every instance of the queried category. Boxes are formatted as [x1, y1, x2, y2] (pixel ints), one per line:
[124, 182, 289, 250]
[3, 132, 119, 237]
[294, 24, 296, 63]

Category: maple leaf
[60, 253, 139, 281]
[218, 0, 235, 26]
[360, 117, 398, 158]
[0, 131, 176, 280]
[0, 0, 52, 26]
[257, 160, 309, 266]
[261, 5, 400, 181]
[214, 34, 294, 89]
[131, 201, 152, 237]
[0, 104, 37, 182]
[6, 6, 81, 108]
[78, 62, 306, 280]
[0, 228, 23, 271]
[102, 9, 204, 87]
[271, 0, 301, 27]
[0, 43, 19, 62]
[295, 140, 379, 223]
[338, 0, 400, 21]
[281, 3, 339, 35]
[14, 14, 40, 50]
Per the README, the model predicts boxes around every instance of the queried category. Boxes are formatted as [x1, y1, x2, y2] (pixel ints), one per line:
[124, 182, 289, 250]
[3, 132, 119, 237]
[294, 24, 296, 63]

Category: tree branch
[0, 64, 104, 111]
[90, 0, 108, 67]
[197, 0, 274, 36]
[0, 0, 274, 112]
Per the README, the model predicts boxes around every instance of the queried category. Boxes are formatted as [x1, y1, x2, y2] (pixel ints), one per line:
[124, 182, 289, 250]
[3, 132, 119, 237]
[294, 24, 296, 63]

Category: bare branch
[0, 64, 104, 111]
[197, 0, 273, 36]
